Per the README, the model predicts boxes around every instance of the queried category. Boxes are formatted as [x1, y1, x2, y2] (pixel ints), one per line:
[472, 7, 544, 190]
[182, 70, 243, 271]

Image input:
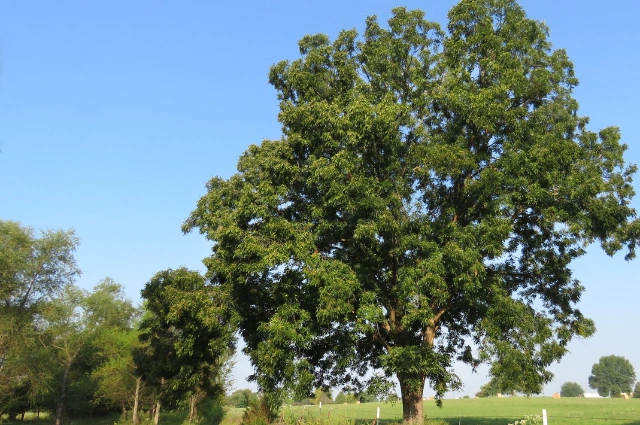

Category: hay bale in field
[621, 393, 630, 399]
[552, 392, 561, 399]
[497, 393, 504, 398]
[427, 396, 435, 400]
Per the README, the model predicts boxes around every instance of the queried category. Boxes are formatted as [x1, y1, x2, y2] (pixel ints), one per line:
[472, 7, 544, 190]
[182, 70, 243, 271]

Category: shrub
[241, 397, 272, 425]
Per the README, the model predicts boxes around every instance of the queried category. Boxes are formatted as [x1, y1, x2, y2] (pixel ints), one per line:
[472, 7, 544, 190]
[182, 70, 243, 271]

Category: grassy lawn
[3, 399, 639, 425]
[288, 397, 640, 425]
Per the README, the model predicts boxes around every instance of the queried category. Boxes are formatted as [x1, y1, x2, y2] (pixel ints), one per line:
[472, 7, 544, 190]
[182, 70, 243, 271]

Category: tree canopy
[0, 220, 80, 420]
[588, 355, 636, 398]
[136, 268, 235, 407]
[560, 382, 584, 398]
[185, 0, 639, 421]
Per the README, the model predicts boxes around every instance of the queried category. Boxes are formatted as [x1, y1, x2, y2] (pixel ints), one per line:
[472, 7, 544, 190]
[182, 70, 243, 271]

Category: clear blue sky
[1, 0, 639, 398]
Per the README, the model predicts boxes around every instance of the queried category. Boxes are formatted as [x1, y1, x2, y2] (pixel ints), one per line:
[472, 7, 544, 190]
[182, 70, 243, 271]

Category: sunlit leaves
[185, 0, 638, 418]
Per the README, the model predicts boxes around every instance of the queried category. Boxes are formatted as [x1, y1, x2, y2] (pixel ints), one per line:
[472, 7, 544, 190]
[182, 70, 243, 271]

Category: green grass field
[286, 398, 640, 425]
[2, 399, 639, 425]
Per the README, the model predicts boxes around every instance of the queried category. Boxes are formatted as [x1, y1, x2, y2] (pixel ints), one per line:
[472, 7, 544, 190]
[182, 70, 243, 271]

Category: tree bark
[55, 361, 72, 425]
[132, 377, 142, 424]
[153, 400, 161, 425]
[189, 394, 197, 422]
[398, 374, 426, 424]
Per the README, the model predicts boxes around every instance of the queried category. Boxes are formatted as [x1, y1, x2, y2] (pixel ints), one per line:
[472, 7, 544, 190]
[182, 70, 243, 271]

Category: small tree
[136, 268, 236, 423]
[560, 382, 584, 397]
[334, 392, 346, 404]
[588, 355, 636, 397]
[313, 388, 333, 405]
[633, 382, 640, 398]
[226, 389, 258, 408]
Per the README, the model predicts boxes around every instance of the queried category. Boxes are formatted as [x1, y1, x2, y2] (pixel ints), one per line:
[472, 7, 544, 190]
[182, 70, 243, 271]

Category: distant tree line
[0, 220, 234, 424]
[475, 355, 639, 399]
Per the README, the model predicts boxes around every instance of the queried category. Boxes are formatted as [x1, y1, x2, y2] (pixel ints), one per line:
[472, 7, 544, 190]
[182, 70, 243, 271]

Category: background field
[2, 398, 639, 425]
[285, 398, 640, 425]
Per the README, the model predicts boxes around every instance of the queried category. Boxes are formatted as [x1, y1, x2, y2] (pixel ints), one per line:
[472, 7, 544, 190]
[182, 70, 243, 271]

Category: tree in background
[37, 284, 89, 425]
[560, 382, 584, 397]
[0, 220, 80, 416]
[136, 268, 236, 424]
[226, 389, 259, 408]
[35, 279, 141, 425]
[334, 392, 347, 404]
[633, 382, 640, 398]
[0, 220, 79, 312]
[185, 0, 639, 422]
[313, 388, 333, 405]
[475, 375, 536, 398]
[589, 355, 636, 398]
[88, 279, 144, 423]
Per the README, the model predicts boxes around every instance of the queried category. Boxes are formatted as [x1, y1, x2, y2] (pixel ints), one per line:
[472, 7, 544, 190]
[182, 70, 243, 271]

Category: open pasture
[286, 398, 640, 425]
[2, 398, 638, 425]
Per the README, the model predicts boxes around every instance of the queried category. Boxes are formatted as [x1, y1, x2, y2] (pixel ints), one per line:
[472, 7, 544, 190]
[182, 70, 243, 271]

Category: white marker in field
[542, 409, 548, 425]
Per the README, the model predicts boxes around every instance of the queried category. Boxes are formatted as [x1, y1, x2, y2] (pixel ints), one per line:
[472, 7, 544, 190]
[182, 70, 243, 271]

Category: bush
[560, 382, 584, 397]
[241, 397, 272, 425]
[634, 382, 640, 398]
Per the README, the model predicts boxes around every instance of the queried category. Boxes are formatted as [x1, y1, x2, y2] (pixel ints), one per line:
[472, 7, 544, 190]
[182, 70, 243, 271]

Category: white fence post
[542, 409, 548, 425]
[377, 407, 380, 419]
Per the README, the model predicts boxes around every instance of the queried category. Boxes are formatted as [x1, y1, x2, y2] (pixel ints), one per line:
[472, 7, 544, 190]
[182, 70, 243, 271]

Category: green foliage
[560, 382, 584, 397]
[241, 397, 272, 425]
[588, 355, 636, 397]
[334, 392, 347, 404]
[507, 415, 541, 425]
[475, 375, 536, 398]
[198, 397, 227, 425]
[0, 220, 80, 311]
[0, 220, 80, 416]
[35, 280, 140, 423]
[226, 389, 259, 408]
[91, 328, 145, 412]
[314, 388, 333, 405]
[184, 0, 639, 421]
[634, 381, 640, 398]
[476, 380, 499, 398]
[136, 268, 236, 405]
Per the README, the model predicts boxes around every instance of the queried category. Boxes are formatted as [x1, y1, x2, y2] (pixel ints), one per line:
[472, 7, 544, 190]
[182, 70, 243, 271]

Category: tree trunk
[153, 400, 161, 425]
[189, 394, 197, 422]
[132, 377, 142, 424]
[398, 374, 426, 423]
[55, 361, 72, 425]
